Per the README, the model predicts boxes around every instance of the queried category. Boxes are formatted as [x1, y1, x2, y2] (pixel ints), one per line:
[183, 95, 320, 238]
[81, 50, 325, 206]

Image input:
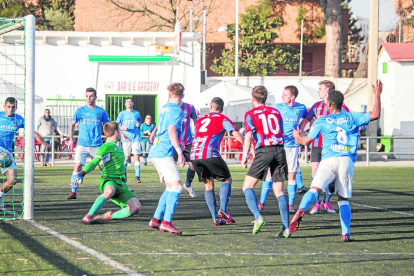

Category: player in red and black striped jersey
[299, 80, 350, 214]
[191, 97, 244, 226]
[173, 101, 199, 198]
[241, 86, 290, 237]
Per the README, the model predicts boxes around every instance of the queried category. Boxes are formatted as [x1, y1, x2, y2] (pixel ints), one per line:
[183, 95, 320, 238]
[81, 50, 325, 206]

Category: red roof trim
[381, 43, 414, 62]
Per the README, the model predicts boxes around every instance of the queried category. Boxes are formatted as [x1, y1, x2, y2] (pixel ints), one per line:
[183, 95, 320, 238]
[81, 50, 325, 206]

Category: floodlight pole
[24, 14, 35, 220]
[366, 0, 379, 161]
[299, 19, 304, 80]
[235, 0, 239, 82]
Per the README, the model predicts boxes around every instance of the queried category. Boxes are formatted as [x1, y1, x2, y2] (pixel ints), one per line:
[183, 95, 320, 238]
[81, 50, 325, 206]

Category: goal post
[23, 14, 35, 220]
[0, 14, 35, 220]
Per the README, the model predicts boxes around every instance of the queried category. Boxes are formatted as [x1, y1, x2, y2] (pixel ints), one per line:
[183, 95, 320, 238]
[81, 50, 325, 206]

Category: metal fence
[13, 135, 414, 167]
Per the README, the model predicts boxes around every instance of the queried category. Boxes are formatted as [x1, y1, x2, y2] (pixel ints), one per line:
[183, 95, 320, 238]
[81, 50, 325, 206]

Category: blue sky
[348, 0, 370, 19]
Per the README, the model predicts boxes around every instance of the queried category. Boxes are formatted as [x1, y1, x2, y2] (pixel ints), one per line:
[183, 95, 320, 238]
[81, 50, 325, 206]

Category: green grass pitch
[0, 166, 413, 275]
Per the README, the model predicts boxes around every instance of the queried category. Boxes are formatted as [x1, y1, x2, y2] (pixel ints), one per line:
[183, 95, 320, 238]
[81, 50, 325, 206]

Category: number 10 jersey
[244, 105, 284, 150]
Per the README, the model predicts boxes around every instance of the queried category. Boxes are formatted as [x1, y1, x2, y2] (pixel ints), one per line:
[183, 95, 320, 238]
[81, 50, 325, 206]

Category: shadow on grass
[0, 221, 90, 275]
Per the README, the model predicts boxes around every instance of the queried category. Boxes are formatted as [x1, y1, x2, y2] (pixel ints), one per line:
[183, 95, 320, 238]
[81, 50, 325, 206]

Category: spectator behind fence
[140, 114, 155, 166]
[37, 109, 64, 166]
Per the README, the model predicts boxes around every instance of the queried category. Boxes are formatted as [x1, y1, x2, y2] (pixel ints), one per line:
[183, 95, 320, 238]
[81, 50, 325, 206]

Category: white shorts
[122, 142, 141, 156]
[311, 156, 354, 198]
[151, 157, 181, 183]
[74, 146, 100, 166]
[0, 147, 17, 174]
[284, 147, 299, 173]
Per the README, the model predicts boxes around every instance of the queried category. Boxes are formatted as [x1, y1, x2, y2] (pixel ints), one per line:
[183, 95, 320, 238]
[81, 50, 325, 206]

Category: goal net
[0, 15, 35, 220]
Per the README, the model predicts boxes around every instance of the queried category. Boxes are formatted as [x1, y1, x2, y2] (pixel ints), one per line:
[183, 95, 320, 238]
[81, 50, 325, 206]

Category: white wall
[1, 31, 201, 130]
[378, 49, 414, 159]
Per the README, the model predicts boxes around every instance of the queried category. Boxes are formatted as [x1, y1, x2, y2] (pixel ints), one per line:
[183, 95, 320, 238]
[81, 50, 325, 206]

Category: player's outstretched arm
[34, 132, 50, 150]
[293, 127, 313, 146]
[168, 125, 185, 168]
[370, 79, 383, 121]
[231, 130, 244, 145]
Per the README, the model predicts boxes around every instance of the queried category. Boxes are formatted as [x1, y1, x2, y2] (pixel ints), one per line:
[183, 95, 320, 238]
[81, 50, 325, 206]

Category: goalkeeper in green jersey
[71, 121, 141, 224]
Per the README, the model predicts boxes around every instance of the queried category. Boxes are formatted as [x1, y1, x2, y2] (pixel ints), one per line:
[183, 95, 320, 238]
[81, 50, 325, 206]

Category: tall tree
[210, 4, 300, 76]
[321, 0, 342, 77]
[108, 0, 217, 31]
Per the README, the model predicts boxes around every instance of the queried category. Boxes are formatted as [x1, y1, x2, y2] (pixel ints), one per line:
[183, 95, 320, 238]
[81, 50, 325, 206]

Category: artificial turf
[0, 166, 413, 275]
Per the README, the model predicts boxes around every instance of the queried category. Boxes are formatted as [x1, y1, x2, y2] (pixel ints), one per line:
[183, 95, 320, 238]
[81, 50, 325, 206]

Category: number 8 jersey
[308, 111, 370, 162]
[191, 112, 237, 160]
[244, 105, 284, 150]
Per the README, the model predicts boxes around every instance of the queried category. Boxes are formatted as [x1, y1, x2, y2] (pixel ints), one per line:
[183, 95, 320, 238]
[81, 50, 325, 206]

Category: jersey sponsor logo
[326, 117, 349, 124]
[330, 144, 352, 153]
[253, 109, 264, 114]
[268, 136, 283, 144]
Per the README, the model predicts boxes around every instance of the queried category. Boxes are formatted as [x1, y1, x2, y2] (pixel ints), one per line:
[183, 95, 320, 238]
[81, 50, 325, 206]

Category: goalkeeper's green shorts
[99, 178, 136, 208]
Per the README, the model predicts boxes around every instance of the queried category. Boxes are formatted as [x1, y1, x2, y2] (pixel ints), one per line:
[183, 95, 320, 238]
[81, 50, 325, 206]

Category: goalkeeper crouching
[72, 122, 141, 224]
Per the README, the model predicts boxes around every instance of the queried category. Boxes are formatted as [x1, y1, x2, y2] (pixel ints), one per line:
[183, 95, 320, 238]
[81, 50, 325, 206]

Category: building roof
[381, 43, 414, 61]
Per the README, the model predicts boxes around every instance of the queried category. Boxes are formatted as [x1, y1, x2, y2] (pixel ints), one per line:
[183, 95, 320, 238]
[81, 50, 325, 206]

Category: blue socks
[339, 201, 351, 235]
[185, 168, 195, 188]
[71, 172, 78, 193]
[277, 195, 289, 230]
[154, 190, 169, 220]
[134, 162, 140, 177]
[259, 181, 273, 204]
[287, 180, 297, 205]
[164, 188, 181, 222]
[244, 188, 261, 220]
[219, 183, 231, 211]
[204, 190, 218, 219]
[296, 170, 304, 189]
[299, 189, 318, 211]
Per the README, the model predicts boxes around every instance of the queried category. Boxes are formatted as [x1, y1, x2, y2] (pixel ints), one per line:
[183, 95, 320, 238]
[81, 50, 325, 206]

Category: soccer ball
[0, 151, 13, 168]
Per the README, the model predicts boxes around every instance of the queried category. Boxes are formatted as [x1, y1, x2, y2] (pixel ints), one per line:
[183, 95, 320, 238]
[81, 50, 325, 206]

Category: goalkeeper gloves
[70, 171, 85, 189]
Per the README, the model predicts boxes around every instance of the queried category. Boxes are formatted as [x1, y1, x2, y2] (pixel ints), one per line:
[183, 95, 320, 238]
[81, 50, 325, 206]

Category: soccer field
[0, 166, 413, 275]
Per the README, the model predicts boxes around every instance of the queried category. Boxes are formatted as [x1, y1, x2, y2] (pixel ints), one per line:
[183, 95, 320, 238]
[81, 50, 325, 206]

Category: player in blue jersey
[173, 101, 198, 198]
[258, 86, 308, 213]
[67, 88, 110, 200]
[191, 97, 244, 226]
[116, 98, 142, 183]
[289, 80, 383, 242]
[148, 83, 186, 235]
[0, 97, 50, 208]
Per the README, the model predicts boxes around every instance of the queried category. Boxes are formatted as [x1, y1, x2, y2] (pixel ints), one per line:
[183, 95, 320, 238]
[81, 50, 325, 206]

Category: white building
[1, 31, 201, 134]
[378, 42, 414, 159]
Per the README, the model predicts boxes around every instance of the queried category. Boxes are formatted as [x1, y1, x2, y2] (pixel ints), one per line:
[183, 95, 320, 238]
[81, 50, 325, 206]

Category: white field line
[108, 252, 414, 256]
[27, 220, 143, 276]
[349, 202, 414, 217]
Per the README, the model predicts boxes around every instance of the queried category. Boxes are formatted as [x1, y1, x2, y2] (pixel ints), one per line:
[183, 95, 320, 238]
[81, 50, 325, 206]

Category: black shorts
[173, 144, 192, 163]
[192, 157, 231, 183]
[311, 146, 322, 163]
[247, 145, 288, 182]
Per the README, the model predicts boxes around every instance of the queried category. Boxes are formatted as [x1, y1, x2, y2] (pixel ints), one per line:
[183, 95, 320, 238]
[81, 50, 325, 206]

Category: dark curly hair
[327, 90, 344, 110]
